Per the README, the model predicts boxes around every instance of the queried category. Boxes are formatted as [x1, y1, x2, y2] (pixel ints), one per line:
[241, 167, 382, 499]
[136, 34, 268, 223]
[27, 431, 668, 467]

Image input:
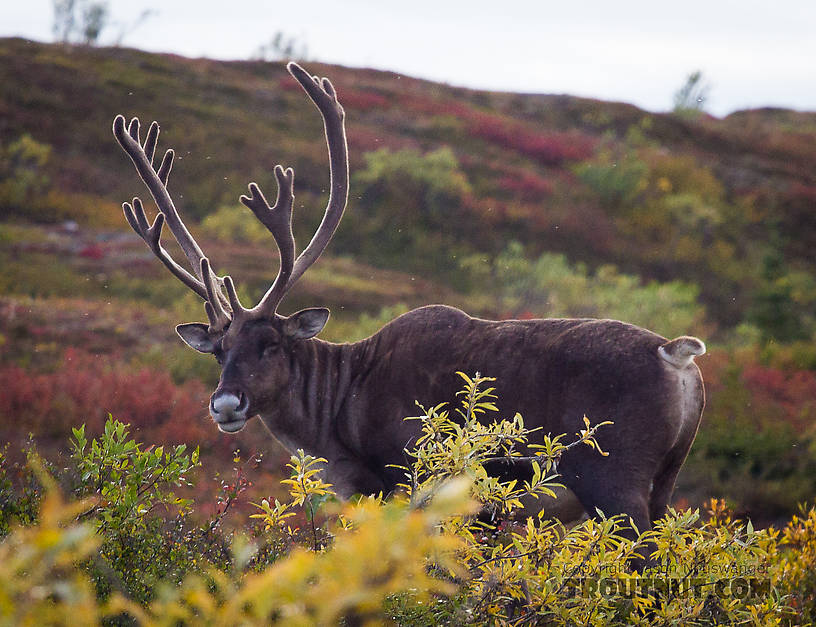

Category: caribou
[112, 62, 705, 535]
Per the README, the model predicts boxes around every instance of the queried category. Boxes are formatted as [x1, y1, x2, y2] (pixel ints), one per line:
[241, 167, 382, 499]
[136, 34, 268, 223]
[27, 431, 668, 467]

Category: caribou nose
[210, 390, 249, 433]
[210, 390, 248, 418]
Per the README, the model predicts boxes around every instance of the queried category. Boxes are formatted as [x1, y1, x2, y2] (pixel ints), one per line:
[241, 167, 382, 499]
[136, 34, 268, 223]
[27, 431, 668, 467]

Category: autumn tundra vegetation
[1, 38, 816, 623]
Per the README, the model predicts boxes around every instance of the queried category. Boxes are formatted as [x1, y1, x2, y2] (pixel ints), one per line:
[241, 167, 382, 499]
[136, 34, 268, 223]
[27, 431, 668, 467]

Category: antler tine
[113, 114, 233, 319]
[200, 258, 232, 332]
[122, 198, 209, 300]
[143, 121, 159, 165]
[285, 62, 349, 288]
[223, 276, 244, 318]
[239, 165, 296, 317]
[112, 116, 227, 297]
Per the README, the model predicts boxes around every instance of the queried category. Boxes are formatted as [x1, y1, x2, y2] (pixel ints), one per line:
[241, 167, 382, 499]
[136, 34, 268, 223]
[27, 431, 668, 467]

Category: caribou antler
[238, 165, 295, 318]
[112, 115, 231, 324]
[228, 61, 348, 321]
[113, 61, 348, 333]
[285, 62, 348, 289]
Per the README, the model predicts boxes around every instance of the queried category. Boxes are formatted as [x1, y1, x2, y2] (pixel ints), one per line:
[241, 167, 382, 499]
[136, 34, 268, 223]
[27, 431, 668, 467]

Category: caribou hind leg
[650, 347, 706, 522]
[648, 433, 698, 523]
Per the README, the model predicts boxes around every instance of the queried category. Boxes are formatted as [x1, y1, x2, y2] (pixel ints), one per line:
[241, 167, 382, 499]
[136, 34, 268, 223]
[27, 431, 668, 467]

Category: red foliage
[276, 80, 595, 168]
[277, 76, 301, 92]
[741, 365, 816, 432]
[0, 348, 216, 447]
[336, 89, 390, 112]
[398, 94, 473, 118]
[467, 112, 596, 166]
[700, 349, 816, 434]
[497, 170, 554, 201]
[393, 96, 596, 167]
[78, 244, 105, 259]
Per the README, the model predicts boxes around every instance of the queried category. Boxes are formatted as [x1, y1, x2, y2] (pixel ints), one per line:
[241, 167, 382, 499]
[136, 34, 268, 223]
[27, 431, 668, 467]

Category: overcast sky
[4, 0, 816, 117]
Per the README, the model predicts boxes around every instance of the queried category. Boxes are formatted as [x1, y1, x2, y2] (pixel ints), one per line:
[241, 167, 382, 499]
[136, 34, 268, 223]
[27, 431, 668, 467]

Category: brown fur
[206, 304, 705, 535]
[112, 62, 705, 536]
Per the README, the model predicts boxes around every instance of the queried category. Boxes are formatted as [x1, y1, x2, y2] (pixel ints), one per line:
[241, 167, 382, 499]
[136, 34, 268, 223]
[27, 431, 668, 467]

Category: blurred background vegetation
[1, 36, 815, 529]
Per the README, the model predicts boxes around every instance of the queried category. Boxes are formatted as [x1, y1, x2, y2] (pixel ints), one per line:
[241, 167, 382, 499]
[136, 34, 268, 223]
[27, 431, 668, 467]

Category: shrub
[746, 252, 816, 343]
[199, 204, 271, 244]
[0, 444, 40, 537]
[1, 378, 815, 624]
[779, 184, 816, 259]
[0, 459, 110, 625]
[353, 147, 472, 214]
[573, 154, 648, 209]
[1, 417, 471, 623]
[336, 147, 474, 277]
[69, 420, 207, 604]
[373, 374, 795, 624]
[0, 422, 253, 611]
[333, 88, 390, 112]
[684, 412, 815, 522]
[461, 241, 706, 339]
[0, 134, 123, 226]
[0, 134, 51, 211]
[70, 421, 199, 535]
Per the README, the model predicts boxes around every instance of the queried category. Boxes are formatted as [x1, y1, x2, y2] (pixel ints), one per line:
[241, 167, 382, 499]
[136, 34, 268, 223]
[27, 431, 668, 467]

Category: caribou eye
[262, 341, 279, 359]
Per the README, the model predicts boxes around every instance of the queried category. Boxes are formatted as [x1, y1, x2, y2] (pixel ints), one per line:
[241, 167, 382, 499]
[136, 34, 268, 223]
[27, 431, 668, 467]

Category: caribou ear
[283, 308, 330, 340]
[176, 323, 218, 353]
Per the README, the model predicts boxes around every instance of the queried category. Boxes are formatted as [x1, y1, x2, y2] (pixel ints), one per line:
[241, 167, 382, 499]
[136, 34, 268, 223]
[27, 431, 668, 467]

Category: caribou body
[113, 62, 705, 535]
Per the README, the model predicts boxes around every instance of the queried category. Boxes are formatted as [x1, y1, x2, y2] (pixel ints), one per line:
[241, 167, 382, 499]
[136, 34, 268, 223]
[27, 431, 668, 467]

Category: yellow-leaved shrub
[0, 374, 814, 625]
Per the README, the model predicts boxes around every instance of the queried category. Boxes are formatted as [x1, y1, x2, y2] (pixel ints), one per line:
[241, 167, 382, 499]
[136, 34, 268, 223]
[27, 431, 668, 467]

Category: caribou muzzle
[210, 390, 249, 432]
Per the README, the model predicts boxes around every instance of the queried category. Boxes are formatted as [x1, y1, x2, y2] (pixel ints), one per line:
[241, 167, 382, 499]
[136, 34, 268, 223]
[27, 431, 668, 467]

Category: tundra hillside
[1, 38, 815, 525]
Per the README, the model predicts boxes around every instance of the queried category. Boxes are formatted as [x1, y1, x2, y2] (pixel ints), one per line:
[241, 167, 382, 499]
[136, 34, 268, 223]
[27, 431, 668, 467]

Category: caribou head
[113, 62, 348, 435]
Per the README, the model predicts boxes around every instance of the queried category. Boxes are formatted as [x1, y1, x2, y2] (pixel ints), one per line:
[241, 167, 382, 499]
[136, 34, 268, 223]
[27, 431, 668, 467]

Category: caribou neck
[256, 336, 375, 456]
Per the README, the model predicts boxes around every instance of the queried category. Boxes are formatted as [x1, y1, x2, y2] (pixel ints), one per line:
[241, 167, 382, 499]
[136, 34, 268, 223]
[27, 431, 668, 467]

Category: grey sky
[4, 0, 816, 116]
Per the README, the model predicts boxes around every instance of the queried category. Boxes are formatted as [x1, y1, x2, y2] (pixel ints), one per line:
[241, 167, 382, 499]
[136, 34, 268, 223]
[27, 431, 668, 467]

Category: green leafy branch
[70, 418, 199, 534]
